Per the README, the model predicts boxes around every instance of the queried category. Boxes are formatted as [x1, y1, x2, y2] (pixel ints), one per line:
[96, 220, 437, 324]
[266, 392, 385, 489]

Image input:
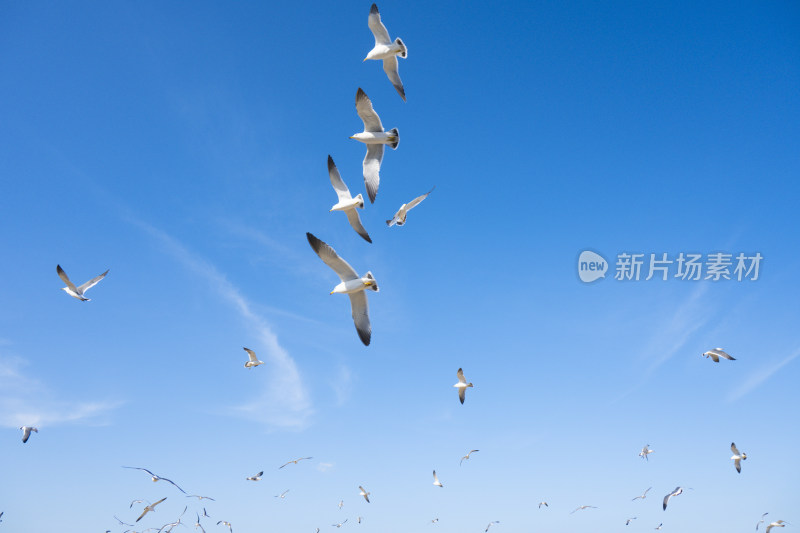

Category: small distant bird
[632, 487, 652, 501]
[357, 517, 363, 524]
[386, 187, 435, 227]
[571, 505, 597, 514]
[135, 497, 167, 522]
[359, 486, 371, 503]
[432, 470, 443, 487]
[113, 515, 133, 527]
[57, 264, 109, 301]
[316, 529, 321, 533]
[485, 521, 499, 532]
[243, 347, 263, 368]
[327, 156, 371, 243]
[626, 517, 637, 525]
[279, 457, 313, 469]
[364, 4, 407, 101]
[639, 444, 654, 460]
[454, 368, 474, 404]
[538, 502, 548, 509]
[663, 487, 684, 510]
[757, 513, 769, 530]
[246, 471, 263, 481]
[350, 88, 399, 204]
[731, 442, 747, 473]
[332, 519, 348, 528]
[217, 521, 233, 533]
[274, 489, 290, 499]
[122, 467, 186, 493]
[655, 524, 663, 530]
[203, 508, 210, 518]
[194, 513, 206, 533]
[766, 521, 788, 533]
[19, 426, 38, 443]
[130, 499, 145, 508]
[431, 518, 439, 524]
[460, 449, 479, 465]
[703, 348, 736, 362]
[307, 232, 377, 346]
[338, 500, 344, 510]
[186, 495, 215, 501]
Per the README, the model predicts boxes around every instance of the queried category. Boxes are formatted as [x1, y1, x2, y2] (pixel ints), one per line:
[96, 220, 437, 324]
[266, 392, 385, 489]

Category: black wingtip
[370, 3, 378, 14]
[356, 87, 368, 103]
[327, 155, 335, 170]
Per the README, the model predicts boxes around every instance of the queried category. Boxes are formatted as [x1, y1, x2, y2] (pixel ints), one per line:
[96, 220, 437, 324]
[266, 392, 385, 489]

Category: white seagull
[460, 449, 479, 465]
[757, 513, 769, 530]
[731, 442, 747, 473]
[332, 519, 348, 528]
[626, 517, 637, 525]
[217, 521, 233, 533]
[274, 489, 290, 499]
[359, 486, 371, 503]
[135, 497, 167, 523]
[243, 347, 263, 368]
[386, 187, 435, 227]
[432, 470, 443, 487]
[246, 471, 263, 481]
[186, 495, 215, 501]
[703, 348, 736, 362]
[19, 426, 38, 443]
[538, 502, 548, 509]
[655, 524, 663, 530]
[454, 368, 474, 404]
[307, 232, 377, 346]
[122, 467, 186, 493]
[485, 521, 499, 532]
[364, 4, 407, 101]
[327, 156, 371, 243]
[57, 264, 108, 301]
[338, 500, 344, 510]
[571, 505, 597, 514]
[279, 457, 313, 469]
[766, 521, 788, 533]
[639, 444, 654, 460]
[663, 487, 684, 510]
[632, 487, 652, 501]
[350, 88, 399, 203]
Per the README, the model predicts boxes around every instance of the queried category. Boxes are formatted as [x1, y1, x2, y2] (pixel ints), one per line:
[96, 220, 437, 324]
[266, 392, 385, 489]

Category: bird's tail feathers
[395, 38, 407, 58]
[388, 128, 400, 149]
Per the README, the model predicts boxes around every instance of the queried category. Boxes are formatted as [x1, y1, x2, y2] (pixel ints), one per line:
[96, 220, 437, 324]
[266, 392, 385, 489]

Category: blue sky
[1, 1, 798, 531]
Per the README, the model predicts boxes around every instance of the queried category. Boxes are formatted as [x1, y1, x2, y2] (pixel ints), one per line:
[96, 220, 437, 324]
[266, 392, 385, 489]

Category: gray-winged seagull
[350, 88, 398, 203]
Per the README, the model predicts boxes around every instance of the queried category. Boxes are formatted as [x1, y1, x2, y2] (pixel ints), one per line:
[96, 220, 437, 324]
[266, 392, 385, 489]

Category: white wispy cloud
[130, 218, 313, 429]
[0, 354, 119, 428]
[727, 347, 800, 402]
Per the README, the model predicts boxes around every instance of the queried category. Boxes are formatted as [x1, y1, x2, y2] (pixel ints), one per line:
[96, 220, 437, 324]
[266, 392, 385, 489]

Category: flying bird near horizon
[454, 368, 473, 404]
[386, 187, 434, 227]
[57, 264, 108, 301]
[246, 471, 263, 481]
[135, 497, 167, 522]
[307, 232, 377, 346]
[243, 347, 263, 368]
[350, 88, 399, 203]
[19, 426, 37, 443]
[663, 487, 684, 510]
[280, 457, 313, 469]
[731, 442, 747, 473]
[432, 470, 443, 487]
[703, 348, 736, 362]
[327, 156, 371, 243]
[460, 449, 479, 465]
[122, 467, 186, 493]
[364, 4, 407, 101]
[359, 486, 371, 503]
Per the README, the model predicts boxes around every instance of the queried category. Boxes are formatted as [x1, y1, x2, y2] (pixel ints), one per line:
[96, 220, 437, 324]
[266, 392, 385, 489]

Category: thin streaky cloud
[130, 217, 313, 429]
[727, 347, 800, 402]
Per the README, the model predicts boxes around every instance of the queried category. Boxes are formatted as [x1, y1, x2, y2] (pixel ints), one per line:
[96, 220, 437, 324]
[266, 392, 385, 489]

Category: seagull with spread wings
[279, 457, 312, 469]
[359, 486, 371, 503]
[19, 426, 38, 443]
[454, 368, 473, 404]
[703, 348, 736, 362]
[327, 156, 371, 243]
[386, 187, 434, 227]
[307, 233, 377, 346]
[350, 88, 399, 204]
[731, 442, 747, 473]
[571, 505, 597, 514]
[632, 487, 652, 501]
[243, 347, 263, 368]
[123, 467, 186, 493]
[432, 470, 443, 487]
[364, 4, 407, 101]
[246, 471, 263, 481]
[135, 497, 167, 522]
[663, 487, 684, 510]
[460, 449, 479, 465]
[57, 264, 108, 301]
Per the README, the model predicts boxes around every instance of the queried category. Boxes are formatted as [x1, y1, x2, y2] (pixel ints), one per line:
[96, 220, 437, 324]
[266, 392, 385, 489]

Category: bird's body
[639, 445, 654, 460]
[364, 4, 407, 101]
[135, 497, 167, 522]
[460, 449, 479, 465]
[19, 426, 38, 443]
[243, 347, 264, 368]
[454, 368, 473, 404]
[307, 233, 377, 346]
[703, 348, 736, 362]
[766, 521, 787, 533]
[663, 487, 683, 510]
[386, 187, 434, 227]
[350, 88, 398, 203]
[731, 442, 747, 473]
[246, 471, 263, 481]
[432, 470, 443, 487]
[359, 486, 371, 503]
[57, 264, 108, 301]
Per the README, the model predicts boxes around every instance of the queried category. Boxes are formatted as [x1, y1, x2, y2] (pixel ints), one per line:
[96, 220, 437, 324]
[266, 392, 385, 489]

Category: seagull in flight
[193, 513, 206, 533]
[632, 487, 652, 501]
[639, 444, 654, 460]
[332, 519, 348, 528]
[460, 449, 479, 465]
[338, 500, 344, 510]
[243, 347, 263, 368]
[217, 521, 233, 533]
[454, 368, 474, 404]
[359, 486, 371, 503]
[485, 521, 499, 532]
[274, 489, 290, 499]
[350, 88, 399, 203]
[279, 457, 313, 469]
[431, 518, 439, 524]
[135, 497, 167, 522]
[246, 471, 263, 481]
[766, 521, 788, 533]
[757, 513, 770, 530]
[703, 348, 736, 362]
[57, 264, 108, 301]
[432, 470, 443, 487]
[327, 156, 371, 243]
[538, 502, 548, 509]
[571, 505, 597, 514]
[186, 495, 215, 501]
[731, 442, 747, 473]
[19, 426, 38, 443]
[307, 232, 377, 346]
[364, 4, 407, 101]
[663, 487, 684, 510]
[386, 187, 434, 227]
[655, 524, 663, 530]
[123, 467, 186, 493]
[626, 517, 637, 526]
[114, 515, 134, 527]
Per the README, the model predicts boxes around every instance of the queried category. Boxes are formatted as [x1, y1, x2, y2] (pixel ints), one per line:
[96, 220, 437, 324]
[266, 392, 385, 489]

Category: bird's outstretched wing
[307, 233, 359, 282]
